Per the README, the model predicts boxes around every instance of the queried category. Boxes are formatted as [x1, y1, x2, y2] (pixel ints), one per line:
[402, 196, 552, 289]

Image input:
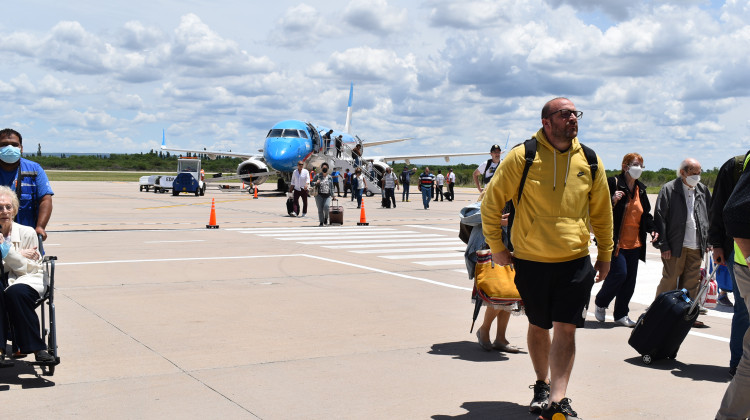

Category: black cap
[490, 144, 501, 152]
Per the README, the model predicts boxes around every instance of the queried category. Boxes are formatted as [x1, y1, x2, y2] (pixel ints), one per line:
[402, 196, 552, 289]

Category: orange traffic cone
[206, 198, 219, 229]
[253, 185, 258, 199]
[357, 196, 369, 226]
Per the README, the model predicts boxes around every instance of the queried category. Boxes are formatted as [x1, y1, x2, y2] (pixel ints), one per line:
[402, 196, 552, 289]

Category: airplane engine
[372, 161, 389, 181]
[237, 159, 269, 185]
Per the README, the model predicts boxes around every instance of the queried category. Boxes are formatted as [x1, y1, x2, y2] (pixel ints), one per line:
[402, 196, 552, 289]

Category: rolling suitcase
[286, 196, 295, 216]
[329, 199, 344, 225]
[381, 195, 391, 208]
[628, 288, 698, 364]
[628, 259, 715, 365]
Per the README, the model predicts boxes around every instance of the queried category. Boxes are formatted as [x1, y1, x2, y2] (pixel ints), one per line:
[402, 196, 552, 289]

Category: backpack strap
[482, 158, 494, 183]
[517, 138, 536, 204]
[580, 143, 598, 181]
[733, 151, 750, 185]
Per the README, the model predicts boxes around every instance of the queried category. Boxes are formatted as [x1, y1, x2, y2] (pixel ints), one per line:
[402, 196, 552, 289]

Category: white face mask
[685, 174, 700, 187]
[627, 165, 643, 180]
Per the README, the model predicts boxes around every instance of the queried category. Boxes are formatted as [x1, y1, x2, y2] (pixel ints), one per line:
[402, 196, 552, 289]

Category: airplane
[161, 83, 487, 194]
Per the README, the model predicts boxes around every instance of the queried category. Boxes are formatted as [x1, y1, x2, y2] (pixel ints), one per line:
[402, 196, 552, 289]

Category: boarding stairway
[317, 140, 382, 196]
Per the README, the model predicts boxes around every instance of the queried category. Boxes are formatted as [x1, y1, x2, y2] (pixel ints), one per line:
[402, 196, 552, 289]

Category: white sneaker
[301, 213, 306, 218]
[595, 306, 606, 322]
[615, 316, 637, 328]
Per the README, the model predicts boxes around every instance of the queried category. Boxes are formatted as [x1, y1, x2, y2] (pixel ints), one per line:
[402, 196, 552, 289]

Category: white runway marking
[323, 239, 462, 248]
[255, 229, 400, 237]
[404, 224, 459, 233]
[352, 247, 465, 254]
[414, 259, 465, 266]
[380, 252, 464, 260]
[274, 233, 444, 241]
[144, 240, 206, 244]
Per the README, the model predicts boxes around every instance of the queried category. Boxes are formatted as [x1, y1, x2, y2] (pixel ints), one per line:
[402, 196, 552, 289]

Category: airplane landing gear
[277, 178, 287, 192]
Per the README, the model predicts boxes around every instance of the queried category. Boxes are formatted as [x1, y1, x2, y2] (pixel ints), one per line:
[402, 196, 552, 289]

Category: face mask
[322, 168, 328, 173]
[685, 174, 700, 187]
[627, 165, 643, 180]
[0, 145, 21, 164]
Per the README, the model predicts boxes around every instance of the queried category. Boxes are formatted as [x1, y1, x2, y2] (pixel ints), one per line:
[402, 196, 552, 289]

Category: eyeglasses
[545, 109, 583, 120]
[0, 204, 13, 212]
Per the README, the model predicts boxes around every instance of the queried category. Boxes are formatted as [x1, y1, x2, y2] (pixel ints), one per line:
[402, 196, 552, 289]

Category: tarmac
[0, 181, 738, 419]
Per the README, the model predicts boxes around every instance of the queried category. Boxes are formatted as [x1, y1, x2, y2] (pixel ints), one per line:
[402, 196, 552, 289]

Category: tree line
[24, 151, 717, 191]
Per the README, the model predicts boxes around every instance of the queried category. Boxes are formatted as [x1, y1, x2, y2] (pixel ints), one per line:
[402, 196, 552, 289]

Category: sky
[1, 0, 749, 171]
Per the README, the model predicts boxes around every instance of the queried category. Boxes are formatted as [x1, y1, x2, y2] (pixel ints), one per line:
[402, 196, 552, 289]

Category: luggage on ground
[329, 199, 344, 225]
[381, 196, 391, 208]
[286, 196, 295, 215]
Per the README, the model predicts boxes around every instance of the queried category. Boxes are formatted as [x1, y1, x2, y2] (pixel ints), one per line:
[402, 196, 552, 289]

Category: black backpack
[503, 138, 599, 251]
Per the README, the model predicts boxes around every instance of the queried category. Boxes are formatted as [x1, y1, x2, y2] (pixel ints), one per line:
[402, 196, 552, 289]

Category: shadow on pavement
[432, 401, 530, 419]
[428, 341, 511, 362]
[0, 362, 55, 390]
[582, 320, 617, 330]
[623, 356, 732, 383]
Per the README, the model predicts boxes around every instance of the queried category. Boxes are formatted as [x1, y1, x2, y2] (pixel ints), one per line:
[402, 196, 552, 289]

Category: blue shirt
[0, 158, 54, 228]
[331, 171, 340, 182]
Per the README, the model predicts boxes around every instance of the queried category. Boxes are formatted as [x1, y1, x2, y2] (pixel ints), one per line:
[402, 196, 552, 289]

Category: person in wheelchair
[0, 185, 55, 366]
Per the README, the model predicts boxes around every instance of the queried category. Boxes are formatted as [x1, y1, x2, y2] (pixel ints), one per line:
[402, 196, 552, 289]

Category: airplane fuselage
[263, 119, 358, 173]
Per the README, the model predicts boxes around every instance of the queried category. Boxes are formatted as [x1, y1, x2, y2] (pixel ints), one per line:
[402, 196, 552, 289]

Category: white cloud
[343, 0, 408, 36]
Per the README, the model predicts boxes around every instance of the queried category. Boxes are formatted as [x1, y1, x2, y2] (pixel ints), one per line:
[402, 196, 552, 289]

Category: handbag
[474, 250, 522, 303]
[699, 254, 719, 309]
[308, 184, 318, 197]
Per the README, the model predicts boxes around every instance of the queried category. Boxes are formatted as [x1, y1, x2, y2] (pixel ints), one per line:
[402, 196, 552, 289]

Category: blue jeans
[355, 188, 363, 208]
[315, 194, 332, 224]
[402, 182, 410, 200]
[728, 251, 750, 369]
[595, 247, 640, 320]
[421, 187, 432, 209]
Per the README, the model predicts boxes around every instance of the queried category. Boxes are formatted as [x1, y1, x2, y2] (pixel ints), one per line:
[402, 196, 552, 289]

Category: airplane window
[267, 129, 283, 138]
[282, 129, 300, 138]
[299, 131, 308, 139]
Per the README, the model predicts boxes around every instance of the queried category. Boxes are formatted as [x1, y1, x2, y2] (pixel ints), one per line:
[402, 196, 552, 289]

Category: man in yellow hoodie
[481, 97, 613, 420]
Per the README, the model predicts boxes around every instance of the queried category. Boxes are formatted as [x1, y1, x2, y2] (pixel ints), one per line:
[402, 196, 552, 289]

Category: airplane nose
[264, 137, 308, 172]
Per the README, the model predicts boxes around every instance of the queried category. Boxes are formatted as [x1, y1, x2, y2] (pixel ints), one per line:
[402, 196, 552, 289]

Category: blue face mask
[0, 240, 10, 259]
[0, 145, 21, 164]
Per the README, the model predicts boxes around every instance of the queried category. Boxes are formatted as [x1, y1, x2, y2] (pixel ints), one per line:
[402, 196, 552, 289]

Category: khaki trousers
[655, 247, 702, 300]
[716, 263, 750, 420]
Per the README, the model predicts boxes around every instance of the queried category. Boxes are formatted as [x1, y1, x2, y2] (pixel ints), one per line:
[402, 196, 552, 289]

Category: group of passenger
[468, 98, 749, 420]
[0, 128, 56, 367]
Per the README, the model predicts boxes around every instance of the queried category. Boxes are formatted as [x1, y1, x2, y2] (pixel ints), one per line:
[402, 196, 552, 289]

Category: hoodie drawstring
[553, 148, 573, 191]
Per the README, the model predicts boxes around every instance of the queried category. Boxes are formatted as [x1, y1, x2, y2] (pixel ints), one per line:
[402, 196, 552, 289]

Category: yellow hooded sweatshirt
[481, 128, 613, 263]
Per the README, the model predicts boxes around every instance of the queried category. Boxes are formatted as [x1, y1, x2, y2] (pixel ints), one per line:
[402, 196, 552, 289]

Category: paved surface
[0, 182, 737, 419]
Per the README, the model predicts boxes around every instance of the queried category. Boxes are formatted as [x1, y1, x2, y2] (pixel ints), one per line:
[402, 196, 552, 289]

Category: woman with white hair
[0, 185, 55, 366]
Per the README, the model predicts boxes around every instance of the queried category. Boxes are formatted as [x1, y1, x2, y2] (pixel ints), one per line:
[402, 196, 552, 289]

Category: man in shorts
[481, 98, 613, 420]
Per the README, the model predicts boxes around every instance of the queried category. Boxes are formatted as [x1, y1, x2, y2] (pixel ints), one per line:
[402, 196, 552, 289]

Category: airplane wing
[363, 137, 412, 147]
[160, 144, 262, 160]
[369, 151, 489, 163]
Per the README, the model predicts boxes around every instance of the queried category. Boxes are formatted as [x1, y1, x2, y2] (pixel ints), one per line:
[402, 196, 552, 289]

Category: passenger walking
[343, 168, 351, 198]
[401, 166, 417, 202]
[312, 163, 334, 226]
[594, 153, 658, 327]
[331, 168, 342, 197]
[322, 129, 333, 154]
[715, 157, 750, 420]
[335, 135, 343, 158]
[0, 129, 54, 240]
[289, 161, 309, 217]
[473, 144, 502, 194]
[481, 98, 613, 420]
[380, 167, 399, 208]
[446, 167, 456, 201]
[435, 170, 445, 201]
[653, 158, 711, 327]
[353, 168, 366, 209]
[709, 152, 750, 377]
[419, 167, 435, 210]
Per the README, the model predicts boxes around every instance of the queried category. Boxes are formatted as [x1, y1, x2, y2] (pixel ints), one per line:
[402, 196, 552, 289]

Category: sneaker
[538, 398, 579, 420]
[595, 306, 606, 322]
[529, 381, 550, 414]
[718, 294, 734, 307]
[615, 316, 636, 328]
[301, 213, 306, 218]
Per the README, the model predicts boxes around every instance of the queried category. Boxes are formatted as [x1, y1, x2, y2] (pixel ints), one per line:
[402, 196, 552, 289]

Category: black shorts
[513, 255, 596, 329]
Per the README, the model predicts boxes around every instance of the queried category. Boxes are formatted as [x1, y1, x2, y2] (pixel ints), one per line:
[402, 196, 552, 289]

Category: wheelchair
[1, 233, 60, 376]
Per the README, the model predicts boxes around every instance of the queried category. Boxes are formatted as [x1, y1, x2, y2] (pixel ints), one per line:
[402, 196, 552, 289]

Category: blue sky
[1, 0, 749, 171]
